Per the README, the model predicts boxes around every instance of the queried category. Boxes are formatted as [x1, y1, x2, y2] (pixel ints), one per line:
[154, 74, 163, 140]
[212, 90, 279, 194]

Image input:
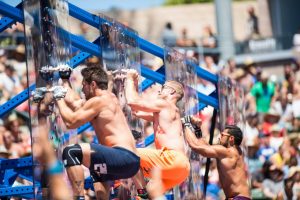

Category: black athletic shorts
[89, 143, 140, 182]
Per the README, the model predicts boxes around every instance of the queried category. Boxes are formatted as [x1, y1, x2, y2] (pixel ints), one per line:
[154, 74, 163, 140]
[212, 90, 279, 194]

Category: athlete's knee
[62, 144, 83, 167]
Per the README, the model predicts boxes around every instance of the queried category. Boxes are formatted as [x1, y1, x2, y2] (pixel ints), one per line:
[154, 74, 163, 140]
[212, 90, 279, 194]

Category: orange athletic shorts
[137, 147, 190, 192]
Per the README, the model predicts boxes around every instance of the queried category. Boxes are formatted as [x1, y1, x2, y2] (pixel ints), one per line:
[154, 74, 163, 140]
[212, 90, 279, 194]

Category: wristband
[193, 126, 202, 138]
[47, 160, 64, 175]
[153, 196, 167, 200]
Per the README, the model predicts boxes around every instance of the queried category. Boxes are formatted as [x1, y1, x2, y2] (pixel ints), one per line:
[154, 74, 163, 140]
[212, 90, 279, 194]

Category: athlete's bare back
[217, 147, 250, 198]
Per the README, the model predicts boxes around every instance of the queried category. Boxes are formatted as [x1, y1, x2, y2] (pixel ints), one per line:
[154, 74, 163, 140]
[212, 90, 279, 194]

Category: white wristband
[153, 196, 167, 200]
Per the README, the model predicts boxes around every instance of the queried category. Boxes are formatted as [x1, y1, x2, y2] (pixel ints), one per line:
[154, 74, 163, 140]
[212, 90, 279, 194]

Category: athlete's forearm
[184, 126, 212, 157]
[185, 127, 207, 148]
[134, 110, 154, 121]
[56, 99, 76, 127]
[62, 80, 82, 110]
[125, 78, 140, 103]
[190, 139, 210, 154]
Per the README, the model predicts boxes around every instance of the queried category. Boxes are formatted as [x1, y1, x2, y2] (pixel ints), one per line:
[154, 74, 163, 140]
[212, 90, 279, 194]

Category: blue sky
[2, 0, 165, 11]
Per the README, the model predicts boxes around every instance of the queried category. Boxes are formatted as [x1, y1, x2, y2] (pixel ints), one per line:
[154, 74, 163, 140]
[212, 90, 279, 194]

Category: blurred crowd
[201, 57, 300, 200]
[0, 7, 300, 199]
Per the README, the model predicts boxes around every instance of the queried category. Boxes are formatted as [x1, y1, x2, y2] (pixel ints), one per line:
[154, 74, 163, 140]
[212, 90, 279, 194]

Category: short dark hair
[5, 64, 15, 72]
[166, 22, 172, 30]
[225, 125, 243, 146]
[81, 65, 108, 90]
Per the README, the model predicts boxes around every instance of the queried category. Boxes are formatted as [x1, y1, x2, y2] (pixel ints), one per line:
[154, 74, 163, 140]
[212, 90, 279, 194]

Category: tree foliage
[164, 0, 250, 5]
[164, 0, 213, 5]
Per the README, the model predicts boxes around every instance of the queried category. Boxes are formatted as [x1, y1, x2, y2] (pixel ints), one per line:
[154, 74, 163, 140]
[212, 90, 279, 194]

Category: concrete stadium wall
[113, 1, 259, 46]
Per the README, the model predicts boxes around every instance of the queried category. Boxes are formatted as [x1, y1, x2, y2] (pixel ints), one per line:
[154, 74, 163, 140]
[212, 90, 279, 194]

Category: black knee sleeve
[62, 144, 83, 167]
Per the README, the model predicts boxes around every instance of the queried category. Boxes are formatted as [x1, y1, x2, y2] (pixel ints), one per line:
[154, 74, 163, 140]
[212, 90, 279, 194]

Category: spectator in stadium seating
[271, 93, 293, 130]
[244, 113, 259, 148]
[2, 130, 23, 158]
[293, 27, 300, 63]
[0, 50, 7, 72]
[161, 22, 177, 47]
[0, 122, 11, 159]
[246, 6, 260, 39]
[257, 132, 276, 163]
[269, 125, 285, 151]
[0, 64, 23, 99]
[249, 71, 276, 115]
[79, 22, 95, 42]
[176, 28, 197, 48]
[221, 58, 237, 79]
[201, 55, 219, 74]
[262, 164, 285, 199]
[201, 25, 217, 48]
[286, 166, 300, 200]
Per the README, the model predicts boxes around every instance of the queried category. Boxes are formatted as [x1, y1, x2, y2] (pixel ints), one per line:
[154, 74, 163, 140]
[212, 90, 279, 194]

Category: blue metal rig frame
[0, 1, 219, 198]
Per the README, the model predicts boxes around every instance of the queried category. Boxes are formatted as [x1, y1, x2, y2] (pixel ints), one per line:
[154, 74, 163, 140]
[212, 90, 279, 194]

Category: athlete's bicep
[196, 145, 230, 159]
[66, 99, 101, 128]
[128, 98, 166, 112]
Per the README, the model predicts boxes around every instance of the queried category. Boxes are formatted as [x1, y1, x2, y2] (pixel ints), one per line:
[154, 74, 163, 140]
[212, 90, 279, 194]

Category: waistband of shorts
[113, 146, 139, 159]
[225, 196, 251, 200]
[160, 147, 188, 158]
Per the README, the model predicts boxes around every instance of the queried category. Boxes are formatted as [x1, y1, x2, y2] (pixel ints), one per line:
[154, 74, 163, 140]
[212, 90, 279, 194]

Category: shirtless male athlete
[125, 69, 190, 194]
[53, 65, 141, 200]
[184, 116, 251, 200]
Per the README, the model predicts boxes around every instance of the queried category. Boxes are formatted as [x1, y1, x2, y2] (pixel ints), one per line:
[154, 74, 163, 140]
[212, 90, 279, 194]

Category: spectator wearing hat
[287, 166, 300, 200]
[260, 107, 279, 131]
[269, 124, 285, 151]
[262, 164, 285, 199]
[284, 166, 300, 200]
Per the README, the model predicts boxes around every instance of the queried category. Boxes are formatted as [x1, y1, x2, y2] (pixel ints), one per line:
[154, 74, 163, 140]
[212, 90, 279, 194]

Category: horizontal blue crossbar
[0, 2, 219, 118]
[0, 186, 34, 197]
[0, 2, 22, 32]
[0, 156, 33, 170]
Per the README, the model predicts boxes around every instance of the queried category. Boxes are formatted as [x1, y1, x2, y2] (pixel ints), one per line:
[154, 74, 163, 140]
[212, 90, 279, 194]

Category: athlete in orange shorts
[138, 147, 190, 192]
[125, 69, 190, 197]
